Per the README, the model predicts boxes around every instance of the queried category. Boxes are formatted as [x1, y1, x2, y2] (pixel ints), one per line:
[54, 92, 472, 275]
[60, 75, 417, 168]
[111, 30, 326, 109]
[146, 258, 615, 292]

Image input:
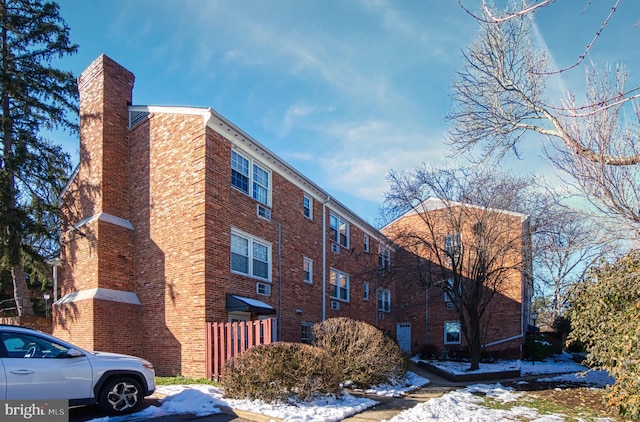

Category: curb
[219, 406, 283, 422]
[418, 361, 521, 383]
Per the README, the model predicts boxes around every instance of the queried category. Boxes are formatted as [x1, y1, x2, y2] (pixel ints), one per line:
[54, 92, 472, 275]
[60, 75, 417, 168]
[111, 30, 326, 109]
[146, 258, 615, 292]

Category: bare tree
[447, 2, 640, 230]
[531, 203, 610, 319]
[382, 166, 536, 370]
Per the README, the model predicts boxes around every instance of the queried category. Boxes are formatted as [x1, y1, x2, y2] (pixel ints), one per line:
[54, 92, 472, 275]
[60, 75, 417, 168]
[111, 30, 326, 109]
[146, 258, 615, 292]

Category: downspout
[425, 288, 429, 345]
[322, 196, 330, 321]
[278, 223, 282, 340]
[53, 264, 58, 302]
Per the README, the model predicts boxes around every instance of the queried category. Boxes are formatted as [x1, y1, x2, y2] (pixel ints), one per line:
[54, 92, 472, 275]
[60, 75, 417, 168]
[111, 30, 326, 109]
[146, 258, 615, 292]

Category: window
[252, 164, 269, 204]
[444, 278, 460, 309]
[377, 288, 391, 312]
[364, 281, 370, 301]
[231, 150, 271, 206]
[231, 230, 271, 280]
[303, 257, 313, 284]
[330, 268, 350, 302]
[364, 234, 370, 252]
[303, 194, 313, 219]
[444, 321, 461, 344]
[329, 213, 349, 248]
[231, 151, 249, 194]
[445, 233, 461, 257]
[379, 247, 391, 271]
[301, 322, 314, 344]
[1, 332, 70, 358]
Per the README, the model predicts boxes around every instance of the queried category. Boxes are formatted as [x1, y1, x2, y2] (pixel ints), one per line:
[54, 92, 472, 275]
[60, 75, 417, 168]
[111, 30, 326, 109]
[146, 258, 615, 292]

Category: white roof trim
[420, 197, 529, 219]
[385, 197, 529, 228]
[54, 287, 141, 305]
[73, 211, 134, 231]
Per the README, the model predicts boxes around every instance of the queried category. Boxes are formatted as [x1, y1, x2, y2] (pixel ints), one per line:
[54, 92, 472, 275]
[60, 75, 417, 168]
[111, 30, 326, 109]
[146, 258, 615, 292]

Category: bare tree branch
[461, 0, 621, 76]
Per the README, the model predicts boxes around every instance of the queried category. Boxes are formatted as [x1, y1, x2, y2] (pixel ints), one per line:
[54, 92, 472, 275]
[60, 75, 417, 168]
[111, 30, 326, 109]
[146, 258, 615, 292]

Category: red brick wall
[128, 112, 208, 376]
[53, 300, 95, 349]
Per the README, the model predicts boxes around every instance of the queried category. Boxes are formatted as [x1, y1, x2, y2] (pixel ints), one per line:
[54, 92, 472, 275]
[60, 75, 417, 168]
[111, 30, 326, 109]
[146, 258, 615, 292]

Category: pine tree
[0, 0, 77, 317]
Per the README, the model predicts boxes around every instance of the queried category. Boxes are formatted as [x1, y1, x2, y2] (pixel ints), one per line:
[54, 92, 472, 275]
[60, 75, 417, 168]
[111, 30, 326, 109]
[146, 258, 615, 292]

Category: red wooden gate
[205, 319, 274, 380]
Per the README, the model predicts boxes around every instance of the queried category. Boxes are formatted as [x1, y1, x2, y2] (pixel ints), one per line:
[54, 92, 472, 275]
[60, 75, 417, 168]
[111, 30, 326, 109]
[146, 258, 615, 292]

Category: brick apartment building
[382, 198, 533, 359]
[53, 55, 532, 377]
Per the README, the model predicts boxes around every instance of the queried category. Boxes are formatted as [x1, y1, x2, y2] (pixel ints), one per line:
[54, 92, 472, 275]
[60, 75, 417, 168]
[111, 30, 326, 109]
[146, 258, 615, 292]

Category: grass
[156, 375, 218, 386]
[477, 387, 620, 421]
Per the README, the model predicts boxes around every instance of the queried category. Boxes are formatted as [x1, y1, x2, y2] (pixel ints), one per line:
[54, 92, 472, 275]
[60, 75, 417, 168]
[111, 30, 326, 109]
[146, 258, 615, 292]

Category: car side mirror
[66, 348, 84, 358]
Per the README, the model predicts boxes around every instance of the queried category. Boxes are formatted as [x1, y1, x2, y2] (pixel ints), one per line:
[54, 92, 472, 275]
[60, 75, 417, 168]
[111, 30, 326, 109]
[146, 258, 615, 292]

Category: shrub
[419, 344, 439, 360]
[568, 251, 640, 419]
[312, 317, 407, 388]
[220, 342, 341, 403]
[524, 333, 554, 361]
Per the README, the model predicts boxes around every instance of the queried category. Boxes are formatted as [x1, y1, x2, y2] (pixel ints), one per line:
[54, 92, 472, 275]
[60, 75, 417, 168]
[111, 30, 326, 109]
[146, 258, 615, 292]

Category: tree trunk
[468, 317, 482, 371]
[12, 263, 34, 317]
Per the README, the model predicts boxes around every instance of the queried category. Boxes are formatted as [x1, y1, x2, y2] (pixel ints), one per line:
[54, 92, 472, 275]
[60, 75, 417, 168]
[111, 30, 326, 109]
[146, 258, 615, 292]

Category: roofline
[383, 196, 530, 229]
[128, 105, 383, 239]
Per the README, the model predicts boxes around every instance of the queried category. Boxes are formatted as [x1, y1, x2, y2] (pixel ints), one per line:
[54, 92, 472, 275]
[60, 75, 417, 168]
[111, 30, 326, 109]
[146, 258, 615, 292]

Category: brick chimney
[54, 55, 141, 355]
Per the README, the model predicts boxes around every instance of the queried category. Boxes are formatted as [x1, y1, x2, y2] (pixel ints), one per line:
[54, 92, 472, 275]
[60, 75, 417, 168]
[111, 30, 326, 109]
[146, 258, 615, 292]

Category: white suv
[0, 325, 155, 415]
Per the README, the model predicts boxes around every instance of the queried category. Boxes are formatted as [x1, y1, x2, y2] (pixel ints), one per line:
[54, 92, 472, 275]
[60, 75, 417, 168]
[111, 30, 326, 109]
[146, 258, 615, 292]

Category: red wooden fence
[205, 319, 274, 380]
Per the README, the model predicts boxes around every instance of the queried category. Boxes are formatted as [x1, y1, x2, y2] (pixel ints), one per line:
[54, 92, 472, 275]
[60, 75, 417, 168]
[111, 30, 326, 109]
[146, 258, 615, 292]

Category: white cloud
[313, 119, 449, 202]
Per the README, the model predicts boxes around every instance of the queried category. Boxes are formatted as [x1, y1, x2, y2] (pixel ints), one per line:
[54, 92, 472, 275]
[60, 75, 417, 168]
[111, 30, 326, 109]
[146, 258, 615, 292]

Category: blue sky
[53, 0, 639, 226]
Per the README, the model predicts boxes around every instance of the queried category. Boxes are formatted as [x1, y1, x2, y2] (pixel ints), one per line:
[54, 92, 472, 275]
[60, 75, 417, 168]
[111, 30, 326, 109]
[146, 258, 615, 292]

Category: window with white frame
[301, 322, 314, 344]
[303, 194, 313, 219]
[444, 278, 461, 309]
[330, 268, 350, 302]
[364, 234, 370, 252]
[364, 281, 370, 301]
[303, 257, 313, 284]
[231, 230, 271, 280]
[444, 233, 461, 257]
[231, 150, 271, 206]
[329, 213, 349, 248]
[377, 288, 391, 312]
[379, 247, 391, 271]
[444, 321, 461, 344]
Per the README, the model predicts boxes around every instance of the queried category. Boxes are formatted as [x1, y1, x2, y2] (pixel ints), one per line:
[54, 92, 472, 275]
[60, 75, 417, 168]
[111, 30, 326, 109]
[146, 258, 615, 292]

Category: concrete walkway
[341, 363, 467, 422]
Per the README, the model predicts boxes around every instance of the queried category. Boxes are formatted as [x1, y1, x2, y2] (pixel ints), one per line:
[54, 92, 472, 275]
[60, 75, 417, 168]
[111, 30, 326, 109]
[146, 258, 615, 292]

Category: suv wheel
[98, 376, 143, 415]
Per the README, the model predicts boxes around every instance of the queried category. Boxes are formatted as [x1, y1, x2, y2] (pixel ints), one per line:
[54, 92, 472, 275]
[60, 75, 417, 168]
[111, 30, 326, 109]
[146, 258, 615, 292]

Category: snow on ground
[87, 372, 430, 422]
[385, 383, 564, 422]
[418, 351, 588, 376]
[386, 373, 615, 422]
[88, 354, 613, 422]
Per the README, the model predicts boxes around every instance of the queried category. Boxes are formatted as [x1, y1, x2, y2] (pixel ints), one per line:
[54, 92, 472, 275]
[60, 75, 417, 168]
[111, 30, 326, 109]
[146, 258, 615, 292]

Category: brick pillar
[54, 55, 141, 356]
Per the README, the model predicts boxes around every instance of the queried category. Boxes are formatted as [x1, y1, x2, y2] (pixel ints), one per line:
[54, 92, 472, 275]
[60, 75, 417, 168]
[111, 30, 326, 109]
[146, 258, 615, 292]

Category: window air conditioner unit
[331, 243, 340, 254]
[257, 204, 271, 220]
[256, 282, 271, 296]
[330, 300, 340, 310]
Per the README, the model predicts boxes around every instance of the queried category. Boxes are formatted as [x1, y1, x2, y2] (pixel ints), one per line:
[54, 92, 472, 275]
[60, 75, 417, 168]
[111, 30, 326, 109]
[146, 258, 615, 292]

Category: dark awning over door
[226, 294, 276, 315]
